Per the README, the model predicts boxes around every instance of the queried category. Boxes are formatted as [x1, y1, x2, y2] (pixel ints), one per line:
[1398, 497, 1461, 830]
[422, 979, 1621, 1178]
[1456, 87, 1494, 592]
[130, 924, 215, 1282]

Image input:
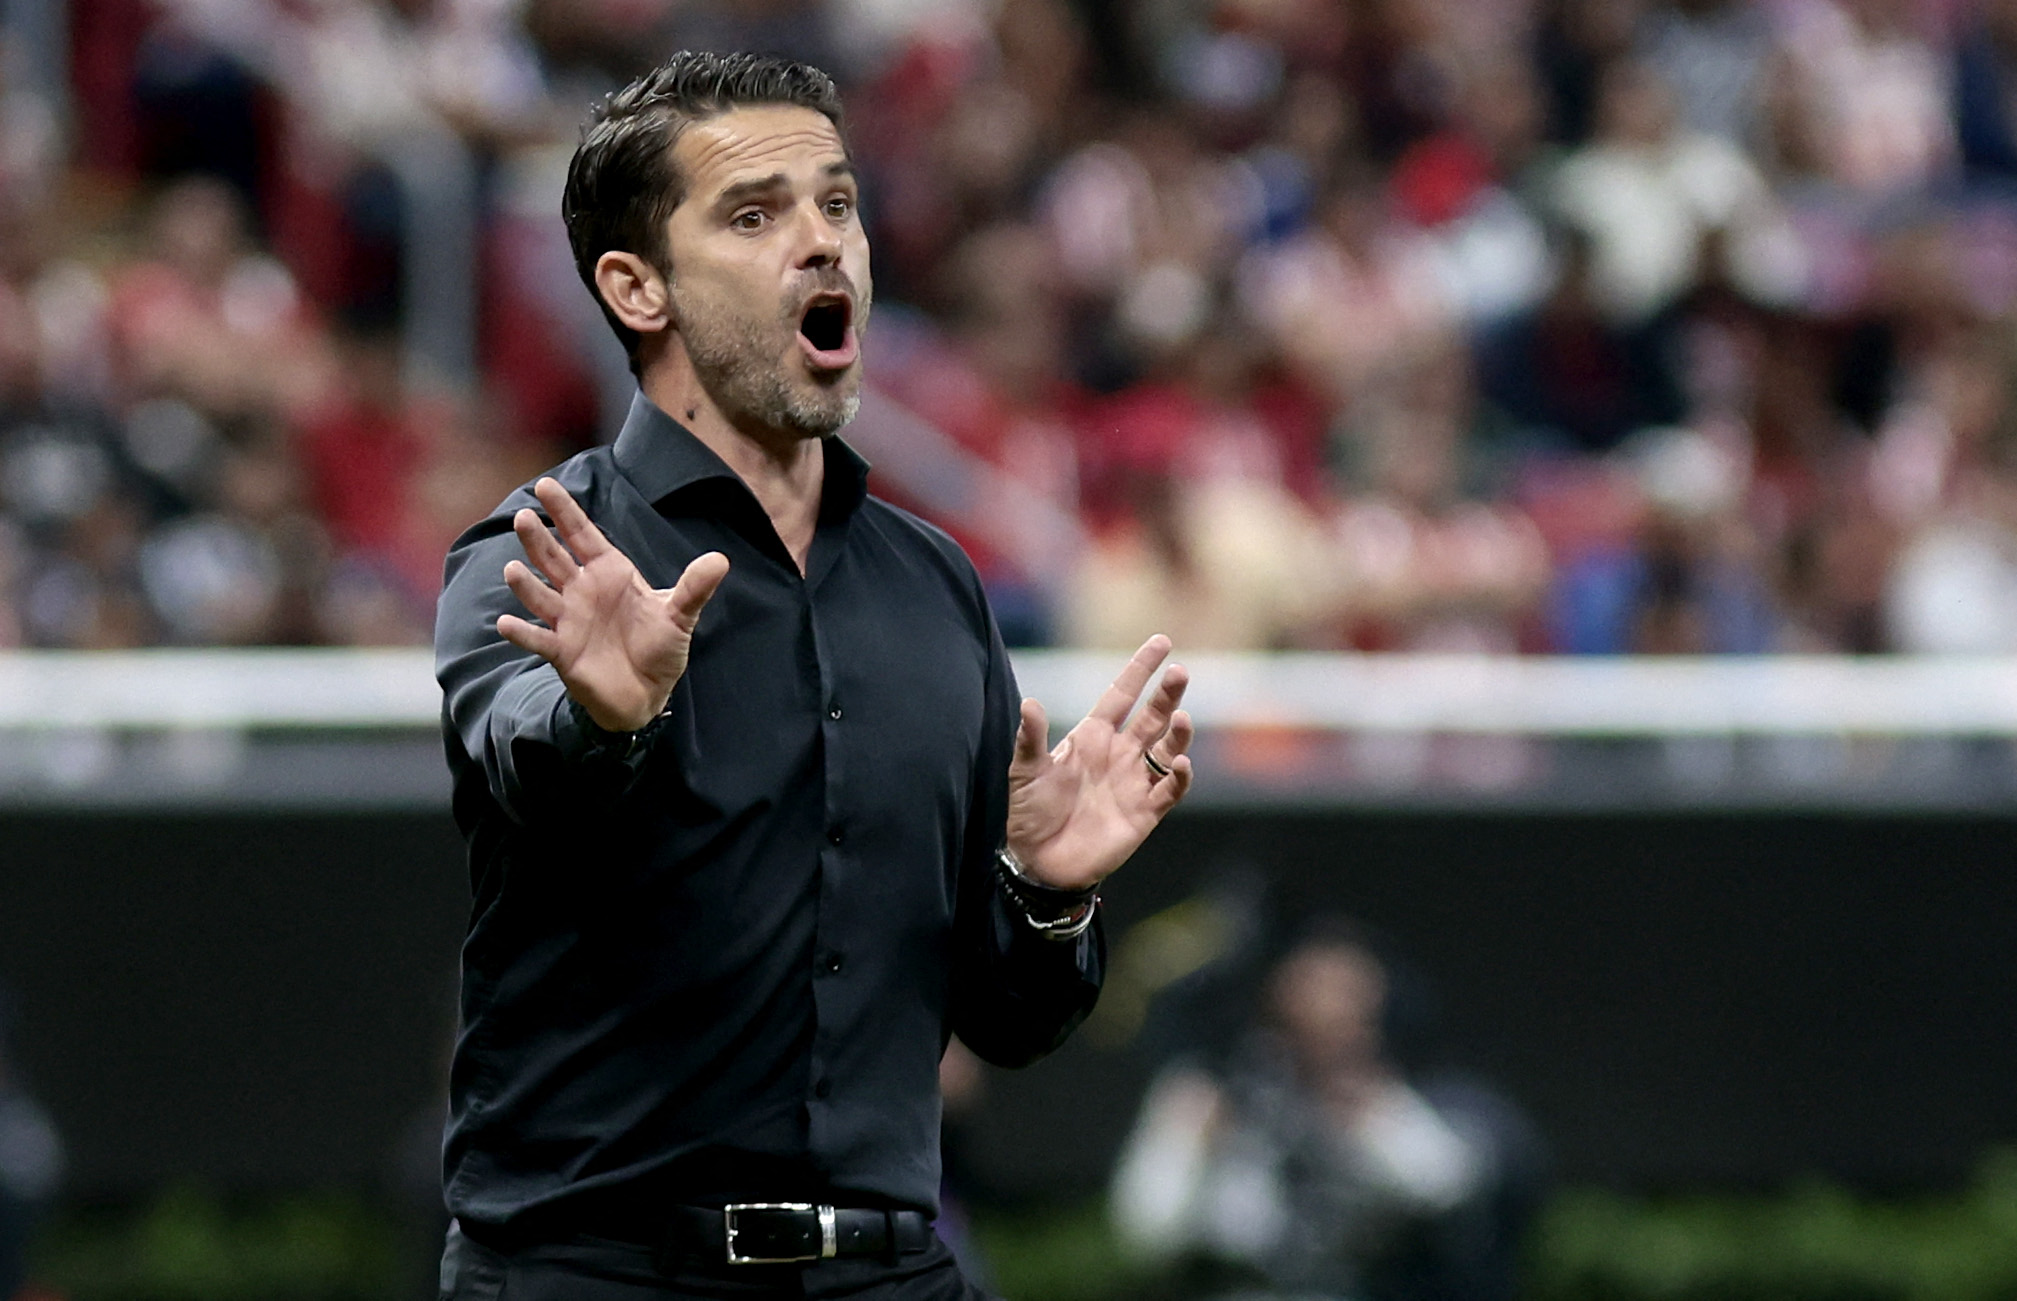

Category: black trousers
[440, 1220, 999, 1301]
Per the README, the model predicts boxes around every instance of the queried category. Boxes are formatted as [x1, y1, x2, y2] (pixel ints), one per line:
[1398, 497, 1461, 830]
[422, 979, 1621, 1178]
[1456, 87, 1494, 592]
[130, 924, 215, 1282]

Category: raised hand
[496, 477, 730, 733]
[1004, 635, 1195, 891]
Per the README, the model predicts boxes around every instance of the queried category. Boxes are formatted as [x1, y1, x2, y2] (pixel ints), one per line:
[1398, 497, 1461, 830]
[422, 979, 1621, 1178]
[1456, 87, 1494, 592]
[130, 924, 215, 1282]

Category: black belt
[669, 1203, 932, 1264]
[461, 1201, 935, 1268]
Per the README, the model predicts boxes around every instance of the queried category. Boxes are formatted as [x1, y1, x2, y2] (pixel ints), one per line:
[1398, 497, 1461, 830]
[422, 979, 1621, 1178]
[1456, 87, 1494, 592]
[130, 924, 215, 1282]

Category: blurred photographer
[1112, 921, 1541, 1301]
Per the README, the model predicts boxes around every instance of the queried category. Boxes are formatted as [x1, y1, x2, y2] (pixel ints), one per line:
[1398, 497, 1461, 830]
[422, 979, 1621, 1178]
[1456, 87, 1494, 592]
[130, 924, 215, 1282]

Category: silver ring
[1143, 749, 1171, 778]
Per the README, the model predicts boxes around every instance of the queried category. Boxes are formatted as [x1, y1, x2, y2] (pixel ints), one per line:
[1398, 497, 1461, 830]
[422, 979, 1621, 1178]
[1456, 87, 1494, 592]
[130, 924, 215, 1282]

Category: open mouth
[798, 295, 855, 364]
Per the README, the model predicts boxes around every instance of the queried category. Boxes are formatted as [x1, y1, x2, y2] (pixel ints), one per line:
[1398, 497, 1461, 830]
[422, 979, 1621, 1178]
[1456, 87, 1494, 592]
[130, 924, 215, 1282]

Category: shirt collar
[611, 390, 871, 520]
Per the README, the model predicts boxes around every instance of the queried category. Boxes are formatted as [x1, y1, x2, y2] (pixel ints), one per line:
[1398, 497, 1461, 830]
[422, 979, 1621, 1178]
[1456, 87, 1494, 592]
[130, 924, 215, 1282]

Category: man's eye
[731, 210, 766, 231]
[825, 196, 853, 220]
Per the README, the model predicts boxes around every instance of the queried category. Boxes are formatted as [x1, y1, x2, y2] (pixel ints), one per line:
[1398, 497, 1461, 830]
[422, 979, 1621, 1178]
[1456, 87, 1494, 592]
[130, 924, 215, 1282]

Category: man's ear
[594, 251, 672, 337]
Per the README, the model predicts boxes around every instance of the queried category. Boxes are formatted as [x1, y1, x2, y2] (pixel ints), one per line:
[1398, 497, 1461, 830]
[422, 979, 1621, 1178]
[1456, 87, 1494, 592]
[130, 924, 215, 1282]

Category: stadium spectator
[1548, 58, 1793, 326]
[1476, 225, 1683, 455]
[1329, 342, 1552, 652]
[1062, 318, 1336, 652]
[1767, 0, 1957, 197]
[108, 176, 322, 419]
[1955, 0, 2017, 184]
[1637, 0, 1773, 150]
[1881, 325, 2017, 651]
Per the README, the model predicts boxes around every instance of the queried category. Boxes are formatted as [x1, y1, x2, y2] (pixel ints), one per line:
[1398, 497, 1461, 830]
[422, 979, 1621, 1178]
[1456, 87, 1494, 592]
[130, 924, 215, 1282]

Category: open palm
[496, 477, 730, 733]
[1005, 635, 1195, 891]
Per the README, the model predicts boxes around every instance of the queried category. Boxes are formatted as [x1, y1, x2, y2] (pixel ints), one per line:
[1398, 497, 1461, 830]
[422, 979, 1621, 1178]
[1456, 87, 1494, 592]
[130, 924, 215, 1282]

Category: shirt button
[814, 1078, 832, 1100]
[823, 952, 844, 974]
[828, 705, 843, 721]
[827, 827, 844, 846]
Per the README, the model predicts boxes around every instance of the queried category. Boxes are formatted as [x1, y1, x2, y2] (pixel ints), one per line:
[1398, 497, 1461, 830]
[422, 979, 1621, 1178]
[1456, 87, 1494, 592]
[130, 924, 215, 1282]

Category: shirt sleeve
[947, 606, 1105, 1068]
[434, 512, 656, 823]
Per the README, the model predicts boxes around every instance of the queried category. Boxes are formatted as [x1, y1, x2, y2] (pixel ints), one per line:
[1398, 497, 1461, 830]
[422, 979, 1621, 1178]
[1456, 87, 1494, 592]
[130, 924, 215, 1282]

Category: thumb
[1012, 698, 1048, 774]
[669, 551, 731, 633]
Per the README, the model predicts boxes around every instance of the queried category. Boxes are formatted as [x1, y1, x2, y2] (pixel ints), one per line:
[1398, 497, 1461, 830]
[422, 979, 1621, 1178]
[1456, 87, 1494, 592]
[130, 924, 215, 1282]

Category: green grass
[972, 1154, 2017, 1301]
[29, 1160, 2017, 1301]
[28, 1187, 405, 1301]
[970, 1199, 1155, 1301]
[1528, 1153, 2017, 1301]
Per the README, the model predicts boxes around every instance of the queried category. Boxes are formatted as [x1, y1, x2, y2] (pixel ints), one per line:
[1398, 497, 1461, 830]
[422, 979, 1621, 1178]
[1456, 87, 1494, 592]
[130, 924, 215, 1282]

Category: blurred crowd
[10, 0, 2017, 651]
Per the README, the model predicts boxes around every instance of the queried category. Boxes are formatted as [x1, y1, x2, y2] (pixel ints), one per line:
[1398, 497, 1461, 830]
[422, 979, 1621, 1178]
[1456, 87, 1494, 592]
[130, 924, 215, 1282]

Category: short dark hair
[561, 51, 846, 373]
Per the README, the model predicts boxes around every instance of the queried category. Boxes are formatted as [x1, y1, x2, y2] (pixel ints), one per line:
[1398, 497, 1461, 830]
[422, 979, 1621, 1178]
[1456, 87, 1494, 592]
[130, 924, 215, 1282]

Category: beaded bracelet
[995, 847, 1099, 942]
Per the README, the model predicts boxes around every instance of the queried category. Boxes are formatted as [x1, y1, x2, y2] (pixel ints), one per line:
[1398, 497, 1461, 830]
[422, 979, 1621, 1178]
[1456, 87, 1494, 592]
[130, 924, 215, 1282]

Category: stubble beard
[673, 283, 866, 440]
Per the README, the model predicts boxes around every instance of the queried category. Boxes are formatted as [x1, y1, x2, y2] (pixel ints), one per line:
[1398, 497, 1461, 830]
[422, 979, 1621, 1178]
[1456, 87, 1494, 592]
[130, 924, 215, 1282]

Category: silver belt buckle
[722, 1202, 838, 1264]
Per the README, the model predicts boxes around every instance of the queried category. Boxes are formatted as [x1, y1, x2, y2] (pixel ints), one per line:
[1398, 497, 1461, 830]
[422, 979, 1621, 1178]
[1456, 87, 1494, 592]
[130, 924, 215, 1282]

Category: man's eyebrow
[713, 173, 789, 209]
[711, 162, 856, 210]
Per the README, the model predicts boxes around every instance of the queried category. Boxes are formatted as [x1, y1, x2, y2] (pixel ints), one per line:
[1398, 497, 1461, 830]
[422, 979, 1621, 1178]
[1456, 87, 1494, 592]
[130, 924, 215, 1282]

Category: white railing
[1, 649, 2014, 736]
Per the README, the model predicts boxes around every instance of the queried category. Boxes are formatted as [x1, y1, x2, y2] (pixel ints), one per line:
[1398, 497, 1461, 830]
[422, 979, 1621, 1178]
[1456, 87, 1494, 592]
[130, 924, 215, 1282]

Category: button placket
[807, 598, 845, 1138]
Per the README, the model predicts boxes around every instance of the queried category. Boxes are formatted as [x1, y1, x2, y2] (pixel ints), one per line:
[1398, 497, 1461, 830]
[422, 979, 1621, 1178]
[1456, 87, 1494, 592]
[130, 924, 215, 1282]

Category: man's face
[661, 105, 871, 440]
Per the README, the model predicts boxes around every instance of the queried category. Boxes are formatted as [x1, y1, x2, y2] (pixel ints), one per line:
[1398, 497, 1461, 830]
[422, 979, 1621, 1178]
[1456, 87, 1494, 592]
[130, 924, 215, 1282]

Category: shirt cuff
[551, 694, 662, 771]
[993, 887, 1101, 975]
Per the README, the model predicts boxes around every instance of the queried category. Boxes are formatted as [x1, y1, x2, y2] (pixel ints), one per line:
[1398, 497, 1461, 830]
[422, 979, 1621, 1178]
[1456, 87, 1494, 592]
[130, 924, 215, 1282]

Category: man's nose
[792, 201, 843, 269]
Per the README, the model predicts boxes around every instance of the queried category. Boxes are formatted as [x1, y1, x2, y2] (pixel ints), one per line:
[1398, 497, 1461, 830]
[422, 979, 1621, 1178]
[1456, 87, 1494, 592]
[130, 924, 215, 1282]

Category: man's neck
[644, 368, 825, 575]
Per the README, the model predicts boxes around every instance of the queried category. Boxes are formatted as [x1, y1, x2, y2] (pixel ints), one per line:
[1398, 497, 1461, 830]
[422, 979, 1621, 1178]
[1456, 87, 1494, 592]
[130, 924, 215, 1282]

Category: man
[433, 51, 1194, 1299]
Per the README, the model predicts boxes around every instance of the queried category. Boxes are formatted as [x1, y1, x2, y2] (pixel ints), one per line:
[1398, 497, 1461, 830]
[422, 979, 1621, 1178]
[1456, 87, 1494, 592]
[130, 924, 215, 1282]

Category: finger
[1150, 753, 1193, 814]
[496, 612, 559, 661]
[1088, 634, 1173, 728]
[1146, 709, 1195, 781]
[1012, 698, 1049, 774]
[504, 560, 564, 625]
[533, 476, 614, 562]
[513, 506, 580, 585]
[1125, 662, 1190, 746]
[668, 551, 731, 634]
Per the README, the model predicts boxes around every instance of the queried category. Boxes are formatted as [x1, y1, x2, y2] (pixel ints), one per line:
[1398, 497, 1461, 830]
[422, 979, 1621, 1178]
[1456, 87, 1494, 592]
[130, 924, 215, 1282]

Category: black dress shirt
[433, 393, 1102, 1238]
